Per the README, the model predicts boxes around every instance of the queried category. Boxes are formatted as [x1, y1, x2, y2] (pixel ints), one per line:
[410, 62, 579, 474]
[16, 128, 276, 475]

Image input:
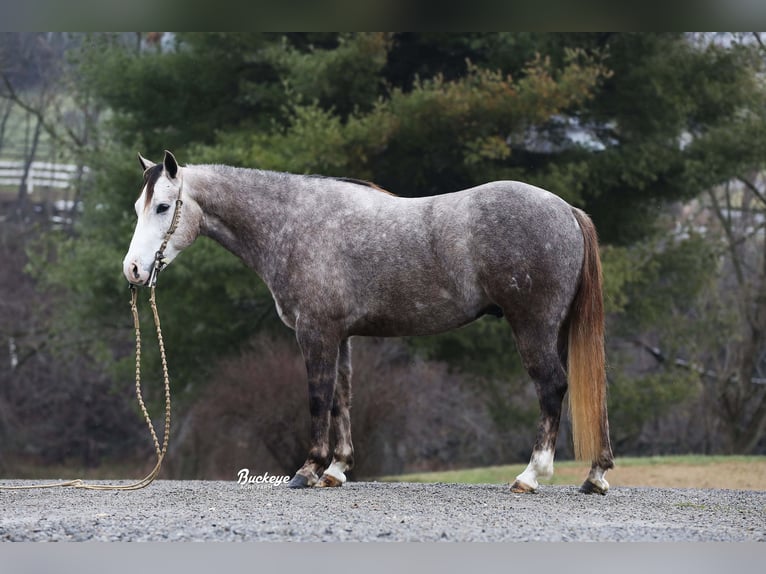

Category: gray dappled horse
[123, 151, 614, 494]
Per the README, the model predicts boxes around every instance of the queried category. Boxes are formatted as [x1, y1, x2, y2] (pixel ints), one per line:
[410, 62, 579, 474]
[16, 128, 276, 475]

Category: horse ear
[138, 153, 155, 171]
[163, 150, 179, 179]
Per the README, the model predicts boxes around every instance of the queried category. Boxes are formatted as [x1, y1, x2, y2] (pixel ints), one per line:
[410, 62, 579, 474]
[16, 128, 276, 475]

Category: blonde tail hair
[568, 209, 608, 462]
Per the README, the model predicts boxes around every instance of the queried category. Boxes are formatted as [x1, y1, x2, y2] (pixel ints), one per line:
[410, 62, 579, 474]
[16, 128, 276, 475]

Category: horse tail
[567, 208, 607, 462]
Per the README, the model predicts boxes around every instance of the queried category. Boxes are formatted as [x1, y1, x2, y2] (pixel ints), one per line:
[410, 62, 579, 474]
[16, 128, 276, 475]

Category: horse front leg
[287, 329, 340, 489]
[317, 338, 354, 488]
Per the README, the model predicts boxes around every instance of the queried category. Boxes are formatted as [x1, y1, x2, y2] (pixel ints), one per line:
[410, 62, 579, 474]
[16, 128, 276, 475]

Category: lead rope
[1, 181, 183, 492]
[0, 271, 171, 491]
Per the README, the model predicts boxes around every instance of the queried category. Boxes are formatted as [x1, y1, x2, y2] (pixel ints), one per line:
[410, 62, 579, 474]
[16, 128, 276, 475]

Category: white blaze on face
[123, 168, 183, 285]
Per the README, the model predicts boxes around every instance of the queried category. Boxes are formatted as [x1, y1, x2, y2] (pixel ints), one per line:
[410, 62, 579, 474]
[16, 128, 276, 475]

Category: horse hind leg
[509, 325, 568, 494]
[579, 421, 614, 495]
[316, 338, 354, 488]
[510, 361, 568, 493]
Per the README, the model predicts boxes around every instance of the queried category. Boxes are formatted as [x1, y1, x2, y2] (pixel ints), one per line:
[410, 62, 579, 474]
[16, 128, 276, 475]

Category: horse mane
[141, 164, 397, 204]
[307, 174, 397, 197]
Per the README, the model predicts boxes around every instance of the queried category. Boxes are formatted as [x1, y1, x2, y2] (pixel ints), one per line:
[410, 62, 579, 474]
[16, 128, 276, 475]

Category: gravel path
[1, 480, 764, 542]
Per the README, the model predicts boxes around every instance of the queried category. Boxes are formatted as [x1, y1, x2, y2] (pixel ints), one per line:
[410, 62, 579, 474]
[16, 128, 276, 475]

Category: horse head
[123, 150, 200, 286]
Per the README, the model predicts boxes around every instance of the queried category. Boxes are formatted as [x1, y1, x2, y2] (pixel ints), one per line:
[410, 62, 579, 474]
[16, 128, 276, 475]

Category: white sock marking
[323, 460, 348, 483]
[515, 448, 555, 490]
[587, 466, 610, 492]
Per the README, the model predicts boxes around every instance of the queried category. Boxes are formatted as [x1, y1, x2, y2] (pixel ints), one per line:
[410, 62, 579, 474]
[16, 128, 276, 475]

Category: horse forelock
[141, 164, 165, 208]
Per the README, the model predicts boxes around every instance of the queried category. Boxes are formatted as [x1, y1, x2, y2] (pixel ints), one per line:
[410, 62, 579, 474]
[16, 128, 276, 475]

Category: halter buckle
[148, 251, 167, 287]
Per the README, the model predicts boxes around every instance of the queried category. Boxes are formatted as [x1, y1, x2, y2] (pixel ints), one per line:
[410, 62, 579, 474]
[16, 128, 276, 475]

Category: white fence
[0, 160, 89, 193]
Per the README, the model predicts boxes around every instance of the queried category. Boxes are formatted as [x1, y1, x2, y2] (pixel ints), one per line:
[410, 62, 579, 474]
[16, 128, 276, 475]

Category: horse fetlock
[580, 464, 610, 495]
[579, 477, 609, 495]
[308, 449, 332, 471]
[598, 453, 615, 471]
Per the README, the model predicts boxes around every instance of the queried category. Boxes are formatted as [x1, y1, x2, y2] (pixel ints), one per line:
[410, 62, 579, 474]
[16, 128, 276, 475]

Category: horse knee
[308, 386, 334, 417]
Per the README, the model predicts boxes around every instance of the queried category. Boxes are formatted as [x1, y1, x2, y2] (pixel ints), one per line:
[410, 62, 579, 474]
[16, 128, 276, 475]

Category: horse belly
[349, 286, 488, 337]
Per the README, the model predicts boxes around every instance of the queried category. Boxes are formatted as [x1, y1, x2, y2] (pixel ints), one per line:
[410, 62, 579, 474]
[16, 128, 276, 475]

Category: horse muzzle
[124, 257, 152, 286]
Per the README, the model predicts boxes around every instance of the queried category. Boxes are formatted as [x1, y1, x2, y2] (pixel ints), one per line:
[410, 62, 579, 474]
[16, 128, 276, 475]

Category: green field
[379, 455, 766, 490]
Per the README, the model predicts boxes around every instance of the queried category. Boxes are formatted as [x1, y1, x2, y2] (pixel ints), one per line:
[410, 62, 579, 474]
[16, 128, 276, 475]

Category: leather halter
[147, 179, 184, 288]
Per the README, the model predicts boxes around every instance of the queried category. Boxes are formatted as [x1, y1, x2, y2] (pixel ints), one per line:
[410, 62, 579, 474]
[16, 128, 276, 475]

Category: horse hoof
[287, 474, 311, 489]
[579, 479, 609, 495]
[316, 474, 343, 488]
[510, 480, 538, 494]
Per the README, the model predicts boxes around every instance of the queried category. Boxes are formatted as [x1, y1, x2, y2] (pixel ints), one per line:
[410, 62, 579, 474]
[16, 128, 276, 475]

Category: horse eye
[156, 203, 170, 215]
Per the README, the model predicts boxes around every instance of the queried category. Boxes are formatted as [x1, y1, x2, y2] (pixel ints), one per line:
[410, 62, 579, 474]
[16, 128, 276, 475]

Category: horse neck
[184, 165, 298, 280]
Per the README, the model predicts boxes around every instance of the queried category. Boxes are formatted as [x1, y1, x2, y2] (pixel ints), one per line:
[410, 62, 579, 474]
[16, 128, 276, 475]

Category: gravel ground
[1, 480, 764, 542]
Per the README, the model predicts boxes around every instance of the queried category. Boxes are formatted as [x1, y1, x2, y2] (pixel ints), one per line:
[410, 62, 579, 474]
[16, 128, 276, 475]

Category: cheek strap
[148, 194, 183, 287]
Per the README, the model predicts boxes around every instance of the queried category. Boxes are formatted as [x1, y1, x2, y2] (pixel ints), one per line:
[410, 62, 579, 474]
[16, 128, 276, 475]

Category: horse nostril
[131, 263, 140, 280]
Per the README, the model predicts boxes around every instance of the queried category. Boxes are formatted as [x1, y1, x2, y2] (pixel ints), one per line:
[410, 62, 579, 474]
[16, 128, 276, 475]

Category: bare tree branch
[0, 72, 74, 151]
[752, 32, 766, 54]
[632, 339, 766, 385]
[707, 185, 746, 288]
[736, 174, 766, 208]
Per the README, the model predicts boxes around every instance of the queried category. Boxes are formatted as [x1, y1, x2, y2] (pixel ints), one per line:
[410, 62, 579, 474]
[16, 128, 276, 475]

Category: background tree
[703, 177, 766, 452]
[0, 32, 104, 227]
[0, 33, 145, 473]
[599, 33, 766, 455]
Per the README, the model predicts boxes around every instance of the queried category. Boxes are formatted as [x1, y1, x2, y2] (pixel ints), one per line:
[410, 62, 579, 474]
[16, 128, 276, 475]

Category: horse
[123, 150, 614, 494]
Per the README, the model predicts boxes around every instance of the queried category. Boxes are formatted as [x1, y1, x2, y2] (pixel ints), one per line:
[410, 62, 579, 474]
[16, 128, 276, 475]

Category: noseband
[147, 180, 184, 288]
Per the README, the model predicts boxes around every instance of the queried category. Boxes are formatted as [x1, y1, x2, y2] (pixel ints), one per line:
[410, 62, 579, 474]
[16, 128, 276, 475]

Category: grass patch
[609, 454, 761, 466]
[378, 455, 766, 490]
[379, 460, 586, 485]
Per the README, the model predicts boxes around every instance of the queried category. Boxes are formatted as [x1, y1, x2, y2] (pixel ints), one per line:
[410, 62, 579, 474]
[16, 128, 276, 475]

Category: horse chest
[271, 292, 297, 329]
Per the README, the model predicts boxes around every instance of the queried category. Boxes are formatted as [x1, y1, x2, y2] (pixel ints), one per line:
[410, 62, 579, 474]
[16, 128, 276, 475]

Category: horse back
[325, 181, 583, 336]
